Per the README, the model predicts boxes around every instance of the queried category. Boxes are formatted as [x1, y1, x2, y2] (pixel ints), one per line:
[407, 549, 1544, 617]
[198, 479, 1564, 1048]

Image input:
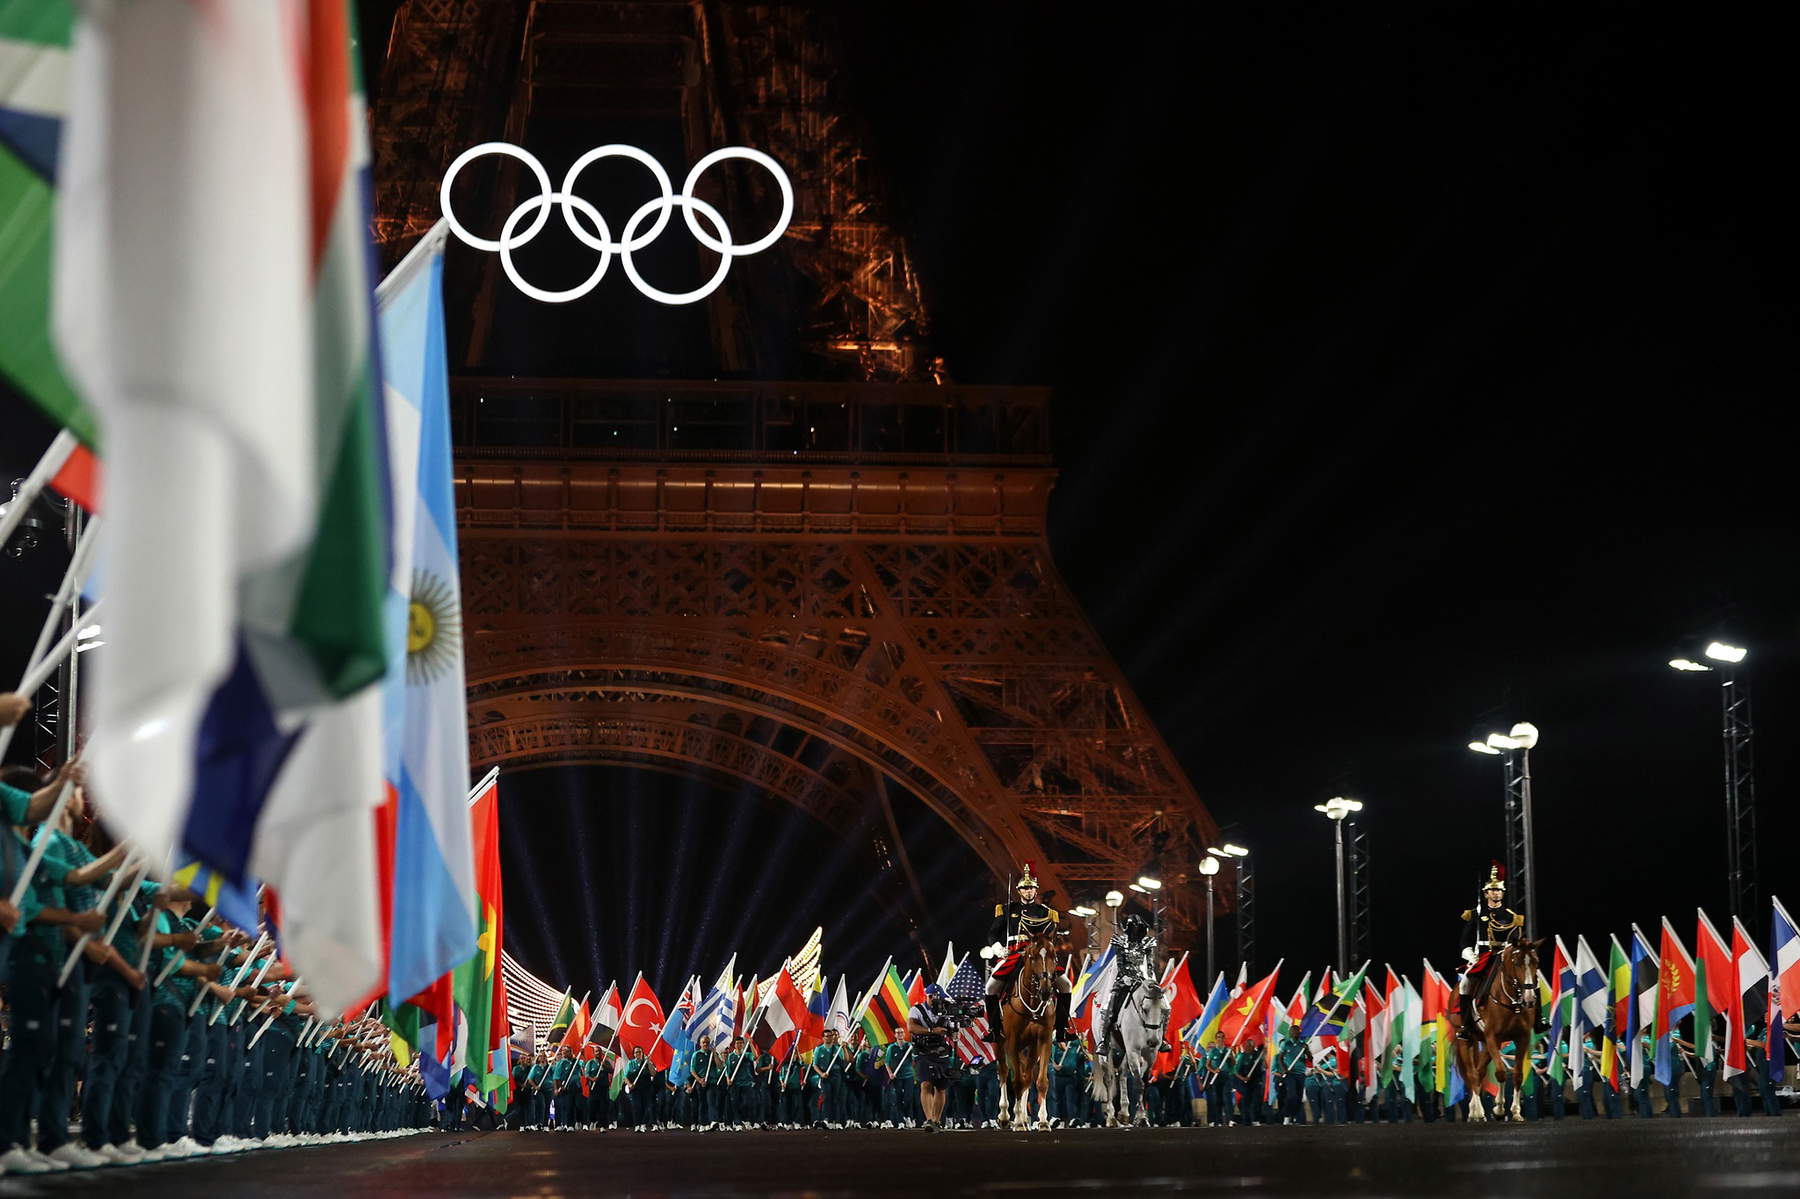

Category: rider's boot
[984, 996, 1003, 1043]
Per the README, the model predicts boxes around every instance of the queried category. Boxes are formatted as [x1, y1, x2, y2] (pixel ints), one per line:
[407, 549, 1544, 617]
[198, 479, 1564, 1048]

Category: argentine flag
[376, 221, 477, 1003]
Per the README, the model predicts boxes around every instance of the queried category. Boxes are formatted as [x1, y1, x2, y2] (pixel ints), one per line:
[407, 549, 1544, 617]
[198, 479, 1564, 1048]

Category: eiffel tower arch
[370, 1, 1222, 944]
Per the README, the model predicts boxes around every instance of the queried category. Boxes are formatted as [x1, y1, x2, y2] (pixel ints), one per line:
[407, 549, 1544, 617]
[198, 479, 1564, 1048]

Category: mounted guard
[1455, 863, 1526, 1042]
[1099, 910, 1170, 1052]
[982, 864, 1071, 1043]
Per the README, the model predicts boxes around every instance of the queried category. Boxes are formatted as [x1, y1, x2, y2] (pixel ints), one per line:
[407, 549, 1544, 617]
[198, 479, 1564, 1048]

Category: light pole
[1206, 843, 1250, 976]
[1467, 721, 1539, 939]
[1314, 798, 1362, 976]
[1197, 856, 1220, 982]
[1670, 641, 1756, 922]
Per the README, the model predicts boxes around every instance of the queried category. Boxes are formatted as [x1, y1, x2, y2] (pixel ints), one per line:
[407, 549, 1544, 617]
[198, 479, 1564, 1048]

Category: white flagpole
[151, 903, 216, 989]
[249, 975, 301, 1049]
[55, 854, 141, 986]
[221, 944, 278, 1025]
[0, 431, 76, 551]
[195, 931, 267, 1018]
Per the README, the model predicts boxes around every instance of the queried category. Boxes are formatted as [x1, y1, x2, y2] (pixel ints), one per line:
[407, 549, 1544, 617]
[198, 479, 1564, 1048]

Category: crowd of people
[0, 696, 430, 1175]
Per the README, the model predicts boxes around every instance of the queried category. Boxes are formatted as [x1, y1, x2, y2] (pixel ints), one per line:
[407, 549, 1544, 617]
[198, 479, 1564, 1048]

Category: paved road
[9, 1122, 1798, 1197]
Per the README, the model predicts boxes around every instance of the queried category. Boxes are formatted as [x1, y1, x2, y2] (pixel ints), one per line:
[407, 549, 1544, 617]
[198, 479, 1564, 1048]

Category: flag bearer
[1050, 1031, 1084, 1126]
[811, 1028, 849, 1127]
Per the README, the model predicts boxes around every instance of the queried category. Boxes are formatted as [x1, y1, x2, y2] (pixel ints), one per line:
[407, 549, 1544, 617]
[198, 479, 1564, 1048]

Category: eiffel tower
[371, 0, 1223, 948]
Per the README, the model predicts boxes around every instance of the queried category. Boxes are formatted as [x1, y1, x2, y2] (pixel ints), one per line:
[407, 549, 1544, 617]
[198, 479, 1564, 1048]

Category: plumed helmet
[1482, 862, 1506, 894]
[1016, 862, 1040, 891]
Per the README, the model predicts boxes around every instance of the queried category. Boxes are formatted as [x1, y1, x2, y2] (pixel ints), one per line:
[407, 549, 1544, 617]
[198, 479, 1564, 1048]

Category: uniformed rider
[1456, 864, 1525, 1041]
[982, 864, 1071, 1042]
[1100, 910, 1171, 1052]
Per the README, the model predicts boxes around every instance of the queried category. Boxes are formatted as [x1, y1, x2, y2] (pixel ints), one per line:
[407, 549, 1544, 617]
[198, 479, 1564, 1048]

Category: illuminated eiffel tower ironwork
[371, 0, 1222, 943]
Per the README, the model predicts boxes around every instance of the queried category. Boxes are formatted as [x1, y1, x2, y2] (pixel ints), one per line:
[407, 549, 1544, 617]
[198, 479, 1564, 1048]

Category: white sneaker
[25, 1148, 71, 1171]
[137, 1147, 171, 1163]
[171, 1137, 207, 1157]
[47, 1143, 109, 1169]
[96, 1144, 137, 1164]
[113, 1141, 149, 1159]
[1, 1147, 58, 1174]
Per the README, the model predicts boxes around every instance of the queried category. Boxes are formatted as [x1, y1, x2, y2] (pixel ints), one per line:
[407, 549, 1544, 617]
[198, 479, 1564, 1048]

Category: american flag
[945, 955, 990, 1064]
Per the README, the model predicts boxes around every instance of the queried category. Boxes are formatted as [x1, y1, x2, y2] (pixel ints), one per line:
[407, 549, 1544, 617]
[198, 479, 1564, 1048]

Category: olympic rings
[438, 142, 794, 306]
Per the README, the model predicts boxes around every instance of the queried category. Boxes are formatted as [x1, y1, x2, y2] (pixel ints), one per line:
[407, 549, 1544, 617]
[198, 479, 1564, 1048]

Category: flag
[1695, 908, 1732, 1067]
[55, 0, 388, 1016]
[1602, 935, 1630, 1091]
[1299, 961, 1369, 1041]
[1377, 967, 1404, 1090]
[944, 955, 990, 1064]
[1770, 895, 1799, 1085]
[593, 982, 622, 1045]
[1161, 953, 1204, 1044]
[459, 774, 508, 1107]
[1187, 972, 1231, 1049]
[907, 968, 928, 1010]
[1573, 936, 1607, 1083]
[763, 965, 812, 1058]
[558, 996, 593, 1054]
[0, 0, 104, 511]
[547, 988, 577, 1045]
[1221, 961, 1284, 1050]
[1654, 916, 1696, 1087]
[1544, 937, 1574, 1084]
[692, 957, 737, 1051]
[375, 222, 476, 1006]
[878, 961, 911, 1030]
[660, 977, 699, 1084]
[1361, 976, 1387, 1101]
[1398, 976, 1421, 1102]
[1628, 924, 1658, 1088]
[798, 973, 830, 1057]
[1726, 916, 1768, 1081]
[826, 975, 851, 1036]
[170, 858, 261, 937]
[937, 943, 958, 989]
[1071, 945, 1116, 1019]
[619, 974, 670, 1069]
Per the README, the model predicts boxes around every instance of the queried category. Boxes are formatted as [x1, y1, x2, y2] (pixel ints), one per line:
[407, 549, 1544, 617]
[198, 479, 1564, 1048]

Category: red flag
[49, 444, 102, 512]
[1220, 962, 1283, 1050]
[763, 966, 812, 1057]
[1696, 909, 1734, 1067]
[1154, 952, 1201, 1075]
[619, 975, 671, 1069]
[907, 969, 927, 1009]
[559, 997, 593, 1053]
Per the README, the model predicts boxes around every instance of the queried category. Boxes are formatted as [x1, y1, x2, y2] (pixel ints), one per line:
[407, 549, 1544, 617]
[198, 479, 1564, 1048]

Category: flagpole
[199, 932, 268, 1018]
[151, 903, 217, 989]
[56, 854, 141, 986]
[225, 946, 279, 1025]
[248, 975, 300, 1049]
[0, 431, 77, 552]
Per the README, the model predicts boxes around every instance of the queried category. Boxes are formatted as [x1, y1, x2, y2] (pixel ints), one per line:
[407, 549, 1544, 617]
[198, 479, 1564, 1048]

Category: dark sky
[4, 5, 1795, 1003]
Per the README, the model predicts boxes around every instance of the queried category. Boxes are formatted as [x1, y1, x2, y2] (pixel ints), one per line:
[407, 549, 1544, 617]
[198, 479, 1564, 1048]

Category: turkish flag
[620, 975, 672, 1070]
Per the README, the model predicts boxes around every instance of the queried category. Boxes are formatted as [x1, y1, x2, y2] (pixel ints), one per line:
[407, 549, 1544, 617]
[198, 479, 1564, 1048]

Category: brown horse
[1450, 938, 1543, 1121]
[996, 930, 1059, 1129]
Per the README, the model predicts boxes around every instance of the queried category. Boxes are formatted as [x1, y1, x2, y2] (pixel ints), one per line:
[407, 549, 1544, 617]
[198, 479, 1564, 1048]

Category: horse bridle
[1011, 941, 1053, 1021]
[1123, 976, 1168, 1031]
[1488, 944, 1540, 1016]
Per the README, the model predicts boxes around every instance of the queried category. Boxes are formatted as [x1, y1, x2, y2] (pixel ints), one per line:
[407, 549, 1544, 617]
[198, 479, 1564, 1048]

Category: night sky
[4, 6, 1794, 1004]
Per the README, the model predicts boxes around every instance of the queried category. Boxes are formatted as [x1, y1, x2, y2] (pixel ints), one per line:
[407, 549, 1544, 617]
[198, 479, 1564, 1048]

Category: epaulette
[1508, 913, 1524, 928]
[1461, 909, 1473, 921]
[994, 904, 1005, 918]
[1048, 908, 1060, 923]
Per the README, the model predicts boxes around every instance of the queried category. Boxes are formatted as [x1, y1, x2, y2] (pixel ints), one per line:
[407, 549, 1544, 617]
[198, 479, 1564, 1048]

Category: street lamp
[1104, 890, 1124, 909]
[1069, 904, 1097, 918]
[1197, 855, 1220, 981]
[1669, 641, 1757, 920]
[1314, 797, 1363, 975]
[1466, 721, 1539, 939]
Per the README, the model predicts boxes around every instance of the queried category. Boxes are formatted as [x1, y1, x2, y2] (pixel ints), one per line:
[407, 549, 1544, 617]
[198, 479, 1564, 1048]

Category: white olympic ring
[439, 141, 794, 306]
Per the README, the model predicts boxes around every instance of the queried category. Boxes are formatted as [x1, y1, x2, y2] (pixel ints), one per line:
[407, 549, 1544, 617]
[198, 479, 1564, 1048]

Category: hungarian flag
[1654, 916, 1697, 1087]
[1220, 960, 1284, 1050]
[1695, 908, 1733, 1067]
[54, 0, 387, 1016]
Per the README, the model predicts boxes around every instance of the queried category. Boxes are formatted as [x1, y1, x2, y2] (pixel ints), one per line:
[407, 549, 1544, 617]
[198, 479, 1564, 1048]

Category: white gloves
[1460, 946, 1478, 965]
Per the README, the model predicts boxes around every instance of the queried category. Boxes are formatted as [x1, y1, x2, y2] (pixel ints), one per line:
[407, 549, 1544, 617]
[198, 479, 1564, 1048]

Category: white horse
[1089, 975, 1170, 1127]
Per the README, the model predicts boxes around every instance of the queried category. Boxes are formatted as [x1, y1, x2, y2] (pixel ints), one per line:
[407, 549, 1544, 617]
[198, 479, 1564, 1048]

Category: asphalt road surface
[7, 1122, 1798, 1197]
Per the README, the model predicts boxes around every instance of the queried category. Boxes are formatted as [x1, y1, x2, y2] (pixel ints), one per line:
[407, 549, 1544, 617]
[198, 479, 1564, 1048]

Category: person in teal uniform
[545, 1045, 576, 1128]
[1673, 1020, 1719, 1116]
[810, 1028, 849, 1128]
[723, 1036, 759, 1127]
